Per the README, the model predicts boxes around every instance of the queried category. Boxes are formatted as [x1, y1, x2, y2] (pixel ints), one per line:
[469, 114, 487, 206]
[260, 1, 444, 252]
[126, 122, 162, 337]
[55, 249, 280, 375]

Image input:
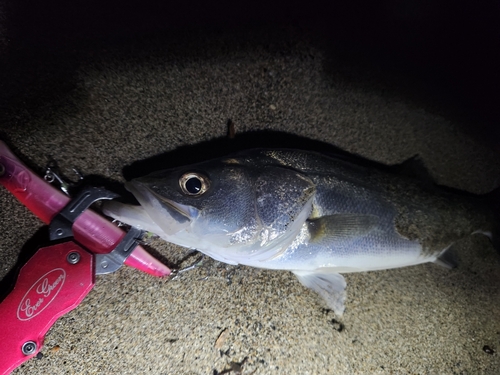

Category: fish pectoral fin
[292, 270, 347, 316]
[308, 214, 378, 244]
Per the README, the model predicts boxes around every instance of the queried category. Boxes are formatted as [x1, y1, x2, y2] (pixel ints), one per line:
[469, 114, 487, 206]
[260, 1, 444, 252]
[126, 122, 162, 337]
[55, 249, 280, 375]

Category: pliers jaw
[0, 139, 170, 277]
[47, 185, 147, 275]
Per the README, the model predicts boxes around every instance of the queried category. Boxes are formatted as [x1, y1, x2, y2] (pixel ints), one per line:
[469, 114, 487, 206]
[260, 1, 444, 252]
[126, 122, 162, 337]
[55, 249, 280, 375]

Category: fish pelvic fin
[293, 270, 347, 316]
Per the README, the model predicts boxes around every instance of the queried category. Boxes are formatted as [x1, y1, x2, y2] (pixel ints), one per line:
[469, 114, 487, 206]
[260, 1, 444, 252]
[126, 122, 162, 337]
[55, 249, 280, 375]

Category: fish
[102, 149, 499, 315]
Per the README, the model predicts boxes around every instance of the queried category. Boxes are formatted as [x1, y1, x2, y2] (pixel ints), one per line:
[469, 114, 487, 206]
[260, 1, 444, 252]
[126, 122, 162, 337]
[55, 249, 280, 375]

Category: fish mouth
[126, 180, 195, 235]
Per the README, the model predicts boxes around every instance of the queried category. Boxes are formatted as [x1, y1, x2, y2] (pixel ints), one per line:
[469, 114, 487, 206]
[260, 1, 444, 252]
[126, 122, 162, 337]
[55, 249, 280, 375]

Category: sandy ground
[1, 6, 500, 375]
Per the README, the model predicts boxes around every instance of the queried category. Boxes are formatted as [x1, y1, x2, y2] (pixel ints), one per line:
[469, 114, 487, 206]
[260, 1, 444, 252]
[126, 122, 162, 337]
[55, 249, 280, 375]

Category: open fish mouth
[125, 180, 195, 235]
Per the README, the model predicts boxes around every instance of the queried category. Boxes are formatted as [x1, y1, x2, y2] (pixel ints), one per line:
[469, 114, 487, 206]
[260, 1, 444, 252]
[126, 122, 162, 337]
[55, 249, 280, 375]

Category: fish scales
[263, 149, 494, 256]
[102, 149, 498, 315]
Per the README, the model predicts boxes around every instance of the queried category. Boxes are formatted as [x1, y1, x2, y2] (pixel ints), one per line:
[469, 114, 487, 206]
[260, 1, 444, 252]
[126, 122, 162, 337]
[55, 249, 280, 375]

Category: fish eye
[179, 172, 210, 196]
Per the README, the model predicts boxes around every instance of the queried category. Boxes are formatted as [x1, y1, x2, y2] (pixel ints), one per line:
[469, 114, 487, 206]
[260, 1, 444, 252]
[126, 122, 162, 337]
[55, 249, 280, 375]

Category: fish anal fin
[308, 214, 378, 244]
[293, 270, 347, 316]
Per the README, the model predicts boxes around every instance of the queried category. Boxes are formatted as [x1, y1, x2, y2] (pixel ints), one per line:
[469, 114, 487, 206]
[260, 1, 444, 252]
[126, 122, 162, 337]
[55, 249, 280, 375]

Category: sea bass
[103, 149, 498, 315]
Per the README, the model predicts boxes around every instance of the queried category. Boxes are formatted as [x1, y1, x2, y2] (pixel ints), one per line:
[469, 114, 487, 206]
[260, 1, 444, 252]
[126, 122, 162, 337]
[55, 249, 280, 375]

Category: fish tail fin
[434, 246, 458, 269]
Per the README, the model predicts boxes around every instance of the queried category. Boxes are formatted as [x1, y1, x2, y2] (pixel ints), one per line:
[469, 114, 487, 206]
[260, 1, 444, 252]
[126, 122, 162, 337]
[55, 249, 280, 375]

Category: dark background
[1, 0, 499, 150]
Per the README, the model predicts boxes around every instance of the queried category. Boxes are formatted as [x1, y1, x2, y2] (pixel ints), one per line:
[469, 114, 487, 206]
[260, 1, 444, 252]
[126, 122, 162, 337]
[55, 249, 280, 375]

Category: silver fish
[103, 149, 498, 315]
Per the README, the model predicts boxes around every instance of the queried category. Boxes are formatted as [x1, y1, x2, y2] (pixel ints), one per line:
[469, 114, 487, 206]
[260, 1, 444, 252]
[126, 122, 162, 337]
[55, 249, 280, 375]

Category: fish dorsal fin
[255, 166, 315, 236]
[395, 155, 435, 186]
[307, 214, 378, 244]
[293, 270, 347, 316]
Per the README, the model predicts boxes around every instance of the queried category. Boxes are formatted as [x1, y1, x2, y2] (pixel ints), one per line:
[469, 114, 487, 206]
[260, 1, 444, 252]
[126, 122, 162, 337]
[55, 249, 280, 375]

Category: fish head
[127, 159, 258, 241]
[126, 154, 316, 258]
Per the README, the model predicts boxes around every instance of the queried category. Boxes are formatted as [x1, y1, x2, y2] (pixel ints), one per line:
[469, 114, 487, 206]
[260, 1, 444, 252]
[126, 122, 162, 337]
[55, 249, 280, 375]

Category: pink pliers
[0, 141, 171, 374]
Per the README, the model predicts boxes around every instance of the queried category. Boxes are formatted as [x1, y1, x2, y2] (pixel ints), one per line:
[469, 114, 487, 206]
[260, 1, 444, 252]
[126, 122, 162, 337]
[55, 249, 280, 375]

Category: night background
[0, 1, 499, 374]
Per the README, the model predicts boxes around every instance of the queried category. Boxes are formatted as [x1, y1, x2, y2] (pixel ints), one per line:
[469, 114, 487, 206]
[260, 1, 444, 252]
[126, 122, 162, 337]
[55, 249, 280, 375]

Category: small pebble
[483, 345, 495, 355]
[50, 346, 60, 353]
[215, 328, 229, 349]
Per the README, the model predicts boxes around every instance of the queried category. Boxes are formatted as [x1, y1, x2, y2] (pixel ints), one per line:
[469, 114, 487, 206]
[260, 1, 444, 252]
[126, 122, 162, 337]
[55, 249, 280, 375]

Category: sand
[0, 7, 499, 375]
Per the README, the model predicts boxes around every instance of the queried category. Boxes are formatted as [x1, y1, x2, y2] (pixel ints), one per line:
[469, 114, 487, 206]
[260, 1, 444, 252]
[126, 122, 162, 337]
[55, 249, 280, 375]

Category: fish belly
[260, 218, 429, 273]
